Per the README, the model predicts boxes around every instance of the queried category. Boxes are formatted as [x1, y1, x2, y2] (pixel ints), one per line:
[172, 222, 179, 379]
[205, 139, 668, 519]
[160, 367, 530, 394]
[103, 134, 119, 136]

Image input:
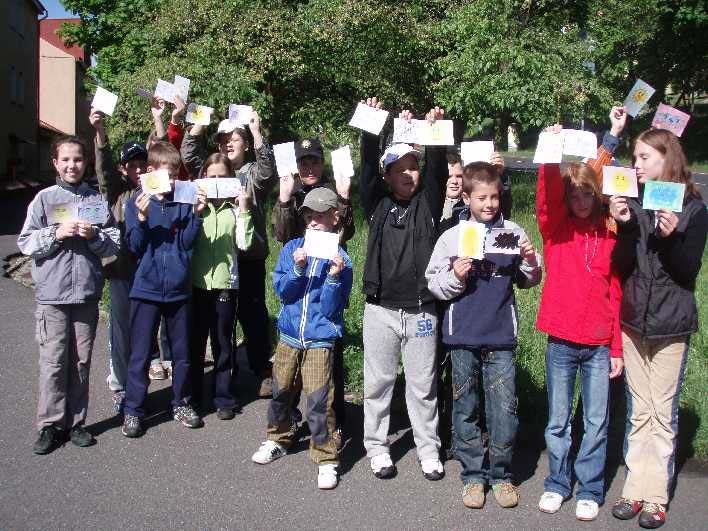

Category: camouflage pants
[267, 341, 338, 464]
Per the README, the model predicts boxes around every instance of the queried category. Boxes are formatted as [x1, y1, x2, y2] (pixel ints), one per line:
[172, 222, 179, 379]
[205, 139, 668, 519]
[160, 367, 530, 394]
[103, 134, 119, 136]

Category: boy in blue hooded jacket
[251, 187, 352, 490]
[122, 141, 206, 438]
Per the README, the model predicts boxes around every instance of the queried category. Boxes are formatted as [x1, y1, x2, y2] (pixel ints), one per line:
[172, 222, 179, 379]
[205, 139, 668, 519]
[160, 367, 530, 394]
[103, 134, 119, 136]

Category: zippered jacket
[535, 162, 624, 357]
[17, 179, 120, 304]
[273, 237, 353, 349]
[613, 191, 706, 339]
[426, 214, 541, 349]
[124, 193, 202, 302]
[191, 201, 254, 290]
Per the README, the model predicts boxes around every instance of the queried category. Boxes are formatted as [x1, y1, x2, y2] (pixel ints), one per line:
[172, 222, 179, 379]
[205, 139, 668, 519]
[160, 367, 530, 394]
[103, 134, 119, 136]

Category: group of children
[19, 92, 705, 526]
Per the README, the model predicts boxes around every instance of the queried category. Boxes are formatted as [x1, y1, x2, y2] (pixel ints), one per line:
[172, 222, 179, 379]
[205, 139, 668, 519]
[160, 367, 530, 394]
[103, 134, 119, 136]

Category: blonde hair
[461, 162, 501, 195]
[147, 141, 181, 173]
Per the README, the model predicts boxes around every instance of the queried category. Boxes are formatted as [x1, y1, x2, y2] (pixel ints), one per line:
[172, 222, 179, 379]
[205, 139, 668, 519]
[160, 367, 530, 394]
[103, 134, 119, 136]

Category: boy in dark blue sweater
[122, 142, 206, 438]
[425, 162, 541, 509]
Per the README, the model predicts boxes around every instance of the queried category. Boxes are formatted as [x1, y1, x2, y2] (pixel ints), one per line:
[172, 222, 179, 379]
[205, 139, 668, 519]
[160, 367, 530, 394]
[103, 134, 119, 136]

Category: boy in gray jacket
[18, 135, 120, 454]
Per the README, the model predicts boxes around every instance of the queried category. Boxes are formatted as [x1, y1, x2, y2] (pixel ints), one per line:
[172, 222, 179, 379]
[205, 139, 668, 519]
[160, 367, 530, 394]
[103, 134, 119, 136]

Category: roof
[39, 120, 66, 135]
[40, 19, 86, 63]
[27, 0, 47, 15]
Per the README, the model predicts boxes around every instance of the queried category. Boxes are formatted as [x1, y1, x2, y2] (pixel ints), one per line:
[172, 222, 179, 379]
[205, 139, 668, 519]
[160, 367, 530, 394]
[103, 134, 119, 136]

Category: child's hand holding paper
[304, 229, 339, 260]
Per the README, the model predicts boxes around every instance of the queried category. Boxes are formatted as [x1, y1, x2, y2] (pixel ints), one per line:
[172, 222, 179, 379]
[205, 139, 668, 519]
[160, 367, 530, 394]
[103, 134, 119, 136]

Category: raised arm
[245, 111, 276, 202]
[358, 97, 387, 222]
[535, 126, 568, 242]
[421, 107, 447, 224]
[587, 106, 626, 175]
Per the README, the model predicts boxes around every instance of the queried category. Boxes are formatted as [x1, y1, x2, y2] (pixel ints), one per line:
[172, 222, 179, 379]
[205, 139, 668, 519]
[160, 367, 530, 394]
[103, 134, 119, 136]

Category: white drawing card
[348, 103, 389, 135]
[461, 141, 494, 165]
[623, 79, 656, 117]
[484, 227, 523, 255]
[174, 180, 199, 204]
[154, 79, 175, 103]
[602, 166, 638, 197]
[642, 181, 685, 212]
[91, 87, 118, 116]
[273, 141, 298, 177]
[47, 203, 78, 225]
[304, 229, 340, 260]
[457, 221, 485, 259]
[77, 201, 109, 225]
[392, 118, 419, 144]
[228, 104, 253, 126]
[533, 132, 564, 164]
[186, 103, 213, 126]
[331, 145, 355, 178]
[216, 178, 242, 198]
[198, 178, 220, 199]
[416, 120, 455, 146]
[140, 169, 172, 195]
[173, 75, 190, 102]
[562, 129, 597, 159]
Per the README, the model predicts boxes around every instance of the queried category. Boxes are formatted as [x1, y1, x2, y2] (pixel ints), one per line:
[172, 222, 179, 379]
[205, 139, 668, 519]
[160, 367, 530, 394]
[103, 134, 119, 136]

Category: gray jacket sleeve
[17, 194, 61, 259]
[247, 142, 276, 201]
[425, 228, 467, 301]
[180, 129, 207, 179]
[87, 220, 121, 258]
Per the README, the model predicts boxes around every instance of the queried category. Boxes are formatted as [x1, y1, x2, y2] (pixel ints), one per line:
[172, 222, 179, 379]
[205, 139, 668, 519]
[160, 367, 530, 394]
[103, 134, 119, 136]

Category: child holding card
[251, 187, 352, 490]
[359, 98, 448, 481]
[121, 141, 207, 438]
[189, 154, 253, 419]
[608, 128, 706, 528]
[425, 162, 540, 510]
[18, 135, 120, 454]
[181, 112, 276, 398]
[534, 107, 627, 521]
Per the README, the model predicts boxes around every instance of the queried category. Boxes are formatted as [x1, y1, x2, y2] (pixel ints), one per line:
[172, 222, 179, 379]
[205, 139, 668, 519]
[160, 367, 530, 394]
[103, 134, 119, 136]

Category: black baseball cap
[120, 141, 148, 164]
[295, 138, 324, 161]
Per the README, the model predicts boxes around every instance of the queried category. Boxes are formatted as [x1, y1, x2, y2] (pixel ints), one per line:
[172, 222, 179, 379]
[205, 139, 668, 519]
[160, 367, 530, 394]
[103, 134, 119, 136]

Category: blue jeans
[544, 337, 610, 504]
[451, 348, 518, 486]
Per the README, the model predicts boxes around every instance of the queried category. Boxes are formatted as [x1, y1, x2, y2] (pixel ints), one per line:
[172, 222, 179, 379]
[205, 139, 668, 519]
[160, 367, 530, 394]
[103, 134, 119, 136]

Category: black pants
[237, 259, 272, 376]
[190, 287, 239, 410]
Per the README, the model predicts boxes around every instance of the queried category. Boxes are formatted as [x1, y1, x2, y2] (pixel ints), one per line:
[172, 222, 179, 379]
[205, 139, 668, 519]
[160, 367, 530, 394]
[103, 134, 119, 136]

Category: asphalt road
[0, 232, 706, 531]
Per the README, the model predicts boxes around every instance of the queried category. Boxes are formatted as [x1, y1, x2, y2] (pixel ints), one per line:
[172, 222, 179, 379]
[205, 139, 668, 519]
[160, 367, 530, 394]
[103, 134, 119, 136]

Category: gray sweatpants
[35, 303, 99, 430]
[363, 303, 441, 461]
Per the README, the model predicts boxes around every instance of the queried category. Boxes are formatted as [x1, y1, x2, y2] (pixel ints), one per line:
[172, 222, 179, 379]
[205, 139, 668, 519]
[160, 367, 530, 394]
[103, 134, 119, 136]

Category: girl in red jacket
[535, 107, 627, 521]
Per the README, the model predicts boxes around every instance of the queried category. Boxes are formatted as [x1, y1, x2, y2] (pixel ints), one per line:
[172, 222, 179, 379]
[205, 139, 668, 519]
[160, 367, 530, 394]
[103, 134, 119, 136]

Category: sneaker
[69, 425, 95, 447]
[370, 453, 396, 479]
[121, 414, 144, 438]
[491, 482, 519, 508]
[173, 405, 203, 428]
[576, 499, 599, 521]
[420, 457, 445, 481]
[539, 491, 564, 514]
[638, 502, 666, 529]
[111, 391, 126, 415]
[216, 405, 241, 420]
[317, 464, 338, 490]
[612, 497, 643, 520]
[33, 426, 63, 454]
[462, 483, 485, 509]
[258, 376, 273, 398]
[251, 440, 286, 464]
[148, 363, 167, 380]
[332, 428, 344, 451]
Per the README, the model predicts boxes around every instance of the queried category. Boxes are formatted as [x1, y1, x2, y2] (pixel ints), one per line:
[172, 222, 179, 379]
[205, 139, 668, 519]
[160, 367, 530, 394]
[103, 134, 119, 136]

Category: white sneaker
[539, 491, 564, 513]
[420, 457, 445, 481]
[251, 440, 286, 464]
[317, 464, 338, 490]
[370, 453, 396, 479]
[576, 499, 599, 521]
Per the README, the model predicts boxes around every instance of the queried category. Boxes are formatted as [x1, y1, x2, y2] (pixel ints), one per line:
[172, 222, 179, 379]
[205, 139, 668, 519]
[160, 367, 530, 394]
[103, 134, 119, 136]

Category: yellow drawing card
[602, 166, 638, 197]
[457, 221, 485, 259]
[47, 203, 78, 224]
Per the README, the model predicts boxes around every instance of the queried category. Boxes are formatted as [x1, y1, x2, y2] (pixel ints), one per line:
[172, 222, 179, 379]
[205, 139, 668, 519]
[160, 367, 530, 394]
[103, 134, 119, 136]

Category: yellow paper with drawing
[602, 166, 638, 197]
[47, 203, 78, 225]
[457, 221, 485, 259]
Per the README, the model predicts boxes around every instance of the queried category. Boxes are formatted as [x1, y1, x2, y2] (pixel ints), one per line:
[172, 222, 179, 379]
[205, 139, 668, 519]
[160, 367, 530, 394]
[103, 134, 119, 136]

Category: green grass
[263, 171, 707, 457]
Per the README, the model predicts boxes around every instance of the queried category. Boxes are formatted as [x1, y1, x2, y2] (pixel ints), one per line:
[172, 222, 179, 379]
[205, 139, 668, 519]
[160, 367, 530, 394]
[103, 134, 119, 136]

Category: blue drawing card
[642, 181, 685, 212]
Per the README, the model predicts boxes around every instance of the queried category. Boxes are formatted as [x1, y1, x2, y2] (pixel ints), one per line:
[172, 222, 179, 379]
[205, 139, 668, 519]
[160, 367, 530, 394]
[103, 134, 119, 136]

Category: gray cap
[300, 187, 338, 212]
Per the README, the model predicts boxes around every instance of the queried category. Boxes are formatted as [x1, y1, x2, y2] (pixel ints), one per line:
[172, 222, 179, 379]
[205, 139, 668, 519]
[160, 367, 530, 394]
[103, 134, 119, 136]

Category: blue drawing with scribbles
[642, 181, 685, 212]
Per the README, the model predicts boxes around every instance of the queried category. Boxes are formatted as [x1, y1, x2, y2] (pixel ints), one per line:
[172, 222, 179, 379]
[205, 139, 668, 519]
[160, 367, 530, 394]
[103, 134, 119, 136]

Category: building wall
[40, 39, 77, 135]
[0, 0, 42, 180]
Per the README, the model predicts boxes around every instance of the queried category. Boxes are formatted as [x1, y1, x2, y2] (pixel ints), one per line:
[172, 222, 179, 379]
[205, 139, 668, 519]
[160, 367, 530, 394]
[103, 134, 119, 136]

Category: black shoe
[638, 503, 666, 529]
[33, 426, 63, 454]
[216, 405, 241, 420]
[173, 405, 203, 428]
[122, 414, 144, 438]
[612, 498, 643, 520]
[69, 425, 95, 447]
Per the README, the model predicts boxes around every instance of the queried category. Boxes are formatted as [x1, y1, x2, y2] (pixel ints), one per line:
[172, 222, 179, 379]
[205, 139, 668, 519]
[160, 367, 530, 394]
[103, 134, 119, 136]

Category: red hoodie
[167, 122, 190, 181]
[535, 162, 623, 357]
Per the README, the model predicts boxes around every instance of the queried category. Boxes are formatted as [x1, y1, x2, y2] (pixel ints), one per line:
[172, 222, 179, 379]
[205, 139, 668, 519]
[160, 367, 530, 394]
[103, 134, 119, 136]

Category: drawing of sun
[632, 89, 647, 103]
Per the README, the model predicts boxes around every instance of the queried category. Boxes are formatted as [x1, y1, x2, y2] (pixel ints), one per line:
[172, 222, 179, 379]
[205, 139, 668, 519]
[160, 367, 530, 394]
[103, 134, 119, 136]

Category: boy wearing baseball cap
[252, 187, 353, 490]
[358, 98, 448, 481]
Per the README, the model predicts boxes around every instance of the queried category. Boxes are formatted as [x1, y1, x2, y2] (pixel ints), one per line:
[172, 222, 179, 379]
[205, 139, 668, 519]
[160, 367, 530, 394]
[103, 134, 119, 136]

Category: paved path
[1, 228, 707, 530]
